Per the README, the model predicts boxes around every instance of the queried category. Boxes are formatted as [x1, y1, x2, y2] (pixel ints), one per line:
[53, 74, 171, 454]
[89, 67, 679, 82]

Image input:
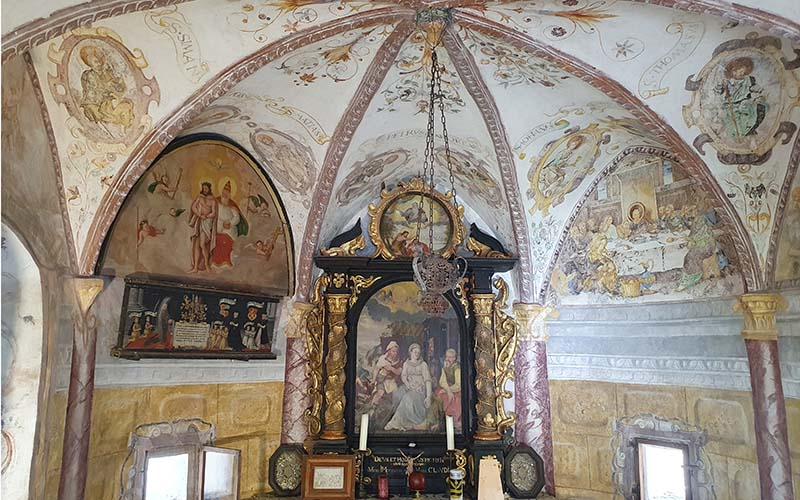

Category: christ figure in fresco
[188, 182, 217, 273]
[212, 180, 248, 268]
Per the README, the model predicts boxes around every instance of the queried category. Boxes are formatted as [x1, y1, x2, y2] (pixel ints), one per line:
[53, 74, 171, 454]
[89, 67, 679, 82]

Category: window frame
[634, 438, 691, 500]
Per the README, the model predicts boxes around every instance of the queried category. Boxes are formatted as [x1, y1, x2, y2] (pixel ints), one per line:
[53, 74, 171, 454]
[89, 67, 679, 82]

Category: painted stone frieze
[683, 32, 799, 167]
[527, 123, 611, 216]
[549, 153, 744, 304]
[250, 127, 318, 199]
[47, 27, 160, 147]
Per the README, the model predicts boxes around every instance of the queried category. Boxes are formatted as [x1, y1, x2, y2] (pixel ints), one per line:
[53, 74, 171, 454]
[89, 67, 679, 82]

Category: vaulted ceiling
[3, 0, 799, 305]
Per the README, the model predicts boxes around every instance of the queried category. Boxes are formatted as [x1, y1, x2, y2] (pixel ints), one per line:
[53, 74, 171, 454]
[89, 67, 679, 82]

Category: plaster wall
[550, 379, 800, 499]
[41, 381, 285, 500]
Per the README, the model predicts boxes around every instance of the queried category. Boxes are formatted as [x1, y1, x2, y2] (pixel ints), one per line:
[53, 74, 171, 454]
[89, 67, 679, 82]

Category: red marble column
[736, 293, 794, 500]
[57, 278, 104, 500]
[513, 303, 558, 496]
[280, 302, 314, 444]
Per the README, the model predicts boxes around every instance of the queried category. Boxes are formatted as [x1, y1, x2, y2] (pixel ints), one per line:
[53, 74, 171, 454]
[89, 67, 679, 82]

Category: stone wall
[550, 380, 800, 499]
[41, 382, 284, 499]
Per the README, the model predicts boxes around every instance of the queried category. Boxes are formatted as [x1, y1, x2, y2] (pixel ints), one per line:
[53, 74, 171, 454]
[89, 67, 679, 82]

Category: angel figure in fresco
[137, 218, 165, 247]
[385, 343, 433, 431]
[714, 57, 767, 141]
[245, 226, 284, 261]
[247, 190, 272, 218]
[78, 45, 134, 133]
[147, 169, 182, 199]
[212, 181, 248, 268]
[188, 182, 218, 273]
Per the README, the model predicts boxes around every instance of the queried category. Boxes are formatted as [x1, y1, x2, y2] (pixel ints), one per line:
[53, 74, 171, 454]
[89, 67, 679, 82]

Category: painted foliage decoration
[100, 139, 293, 295]
[775, 172, 800, 286]
[528, 123, 611, 216]
[683, 33, 800, 167]
[184, 104, 243, 130]
[47, 27, 160, 147]
[250, 127, 317, 198]
[549, 153, 743, 304]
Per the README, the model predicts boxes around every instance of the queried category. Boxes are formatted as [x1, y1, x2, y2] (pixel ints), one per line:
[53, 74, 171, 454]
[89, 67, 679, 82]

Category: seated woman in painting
[385, 343, 436, 431]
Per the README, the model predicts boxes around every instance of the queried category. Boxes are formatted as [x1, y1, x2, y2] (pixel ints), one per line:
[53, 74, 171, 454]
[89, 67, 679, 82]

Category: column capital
[734, 292, 787, 341]
[285, 301, 315, 339]
[513, 303, 559, 343]
[70, 276, 104, 318]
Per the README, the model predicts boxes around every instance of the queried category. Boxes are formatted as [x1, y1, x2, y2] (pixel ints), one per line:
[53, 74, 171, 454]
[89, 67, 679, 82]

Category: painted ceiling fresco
[10, 0, 800, 304]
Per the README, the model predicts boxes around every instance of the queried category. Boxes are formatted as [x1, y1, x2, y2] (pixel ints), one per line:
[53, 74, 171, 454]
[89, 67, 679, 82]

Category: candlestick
[359, 414, 369, 450]
[446, 415, 455, 450]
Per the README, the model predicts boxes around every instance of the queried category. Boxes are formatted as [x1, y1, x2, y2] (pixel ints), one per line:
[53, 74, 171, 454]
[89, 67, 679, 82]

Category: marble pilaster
[736, 292, 794, 500]
[57, 277, 104, 500]
[513, 303, 558, 497]
[280, 302, 314, 444]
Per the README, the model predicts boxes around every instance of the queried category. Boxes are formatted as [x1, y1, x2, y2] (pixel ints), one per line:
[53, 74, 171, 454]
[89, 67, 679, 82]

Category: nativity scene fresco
[549, 153, 744, 304]
[354, 281, 463, 435]
[100, 138, 293, 295]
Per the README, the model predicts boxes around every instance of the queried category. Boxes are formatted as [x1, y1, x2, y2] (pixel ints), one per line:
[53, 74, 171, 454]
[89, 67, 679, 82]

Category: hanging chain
[415, 39, 459, 254]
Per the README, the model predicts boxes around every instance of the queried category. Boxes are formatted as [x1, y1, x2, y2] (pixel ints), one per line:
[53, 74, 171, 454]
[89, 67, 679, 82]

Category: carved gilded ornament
[320, 234, 366, 257]
[734, 292, 787, 341]
[512, 303, 560, 343]
[331, 273, 348, 289]
[466, 237, 510, 258]
[321, 293, 350, 440]
[349, 275, 381, 307]
[454, 277, 470, 319]
[304, 274, 328, 437]
[492, 278, 517, 435]
[368, 178, 465, 260]
[472, 293, 500, 440]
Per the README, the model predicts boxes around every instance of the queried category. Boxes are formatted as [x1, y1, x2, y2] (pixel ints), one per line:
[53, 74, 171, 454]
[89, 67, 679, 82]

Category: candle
[359, 414, 369, 450]
[446, 415, 455, 450]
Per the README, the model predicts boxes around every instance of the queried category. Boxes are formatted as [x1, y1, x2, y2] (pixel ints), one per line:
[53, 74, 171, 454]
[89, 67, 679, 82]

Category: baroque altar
[293, 181, 540, 497]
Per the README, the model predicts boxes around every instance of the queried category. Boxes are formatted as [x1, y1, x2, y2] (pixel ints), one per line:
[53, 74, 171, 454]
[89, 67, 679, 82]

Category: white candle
[359, 414, 369, 450]
[446, 415, 455, 450]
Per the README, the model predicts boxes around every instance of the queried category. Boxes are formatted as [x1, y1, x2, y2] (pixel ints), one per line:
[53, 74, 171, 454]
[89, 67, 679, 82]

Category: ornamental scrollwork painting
[683, 32, 799, 168]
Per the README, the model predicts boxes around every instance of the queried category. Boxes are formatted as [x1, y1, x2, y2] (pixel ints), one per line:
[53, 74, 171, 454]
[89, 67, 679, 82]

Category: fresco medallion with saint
[354, 281, 463, 436]
[683, 33, 800, 166]
[100, 138, 293, 295]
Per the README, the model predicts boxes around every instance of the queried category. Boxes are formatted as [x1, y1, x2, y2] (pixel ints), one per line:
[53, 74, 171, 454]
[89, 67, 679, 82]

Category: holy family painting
[353, 281, 463, 436]
[100, 138, 293, 295]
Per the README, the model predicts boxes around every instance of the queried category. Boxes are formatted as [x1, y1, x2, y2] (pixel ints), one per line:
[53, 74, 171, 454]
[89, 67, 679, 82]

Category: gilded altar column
[320, 289, 350, 440]
[58, 277, 104, 500]
[280, 301, 315, 444]
[513, 303, 558, 496]
[735, 292, 794, 500]
[473, 293, 501, 441]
